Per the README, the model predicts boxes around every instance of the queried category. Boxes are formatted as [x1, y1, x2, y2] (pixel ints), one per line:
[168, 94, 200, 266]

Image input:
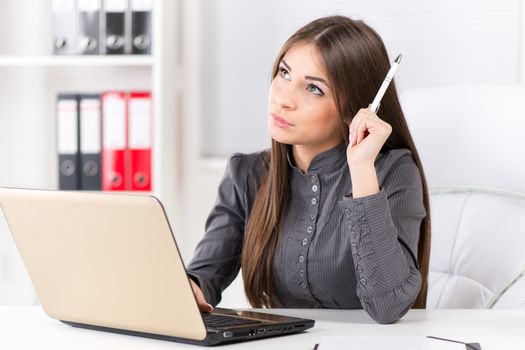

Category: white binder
[52, 0, 77, 55]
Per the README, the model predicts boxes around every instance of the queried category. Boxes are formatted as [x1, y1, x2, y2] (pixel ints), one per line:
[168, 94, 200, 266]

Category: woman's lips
[271, 114, 294, 128]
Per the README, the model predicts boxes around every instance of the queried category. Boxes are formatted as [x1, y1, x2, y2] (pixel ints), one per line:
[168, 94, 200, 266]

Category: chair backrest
[400, 84, 525, 193]
[400, 84, 525, 308]
[428, 187, 525, 308]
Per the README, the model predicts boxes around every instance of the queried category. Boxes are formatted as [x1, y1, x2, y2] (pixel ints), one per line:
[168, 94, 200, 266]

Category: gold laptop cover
[0, 188, 207, 340]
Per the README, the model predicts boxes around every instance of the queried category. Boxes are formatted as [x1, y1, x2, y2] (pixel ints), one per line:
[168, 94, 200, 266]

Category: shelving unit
[0, 0, 181, 304]
[0, 0, 179, 216]
[0, 55, 154, 67]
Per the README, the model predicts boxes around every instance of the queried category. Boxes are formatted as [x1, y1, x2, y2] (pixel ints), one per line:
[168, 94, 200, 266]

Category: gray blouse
[187, 143, 426, 324]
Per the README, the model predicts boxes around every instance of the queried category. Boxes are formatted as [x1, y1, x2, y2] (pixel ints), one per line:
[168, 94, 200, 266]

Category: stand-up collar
[287, 143, 348, 174]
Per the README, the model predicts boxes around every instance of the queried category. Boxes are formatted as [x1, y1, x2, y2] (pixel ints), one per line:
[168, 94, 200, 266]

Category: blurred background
[1, 0, 524, 308]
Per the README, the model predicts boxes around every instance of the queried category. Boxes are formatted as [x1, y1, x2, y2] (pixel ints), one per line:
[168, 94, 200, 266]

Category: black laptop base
[61, 318, 315, 346]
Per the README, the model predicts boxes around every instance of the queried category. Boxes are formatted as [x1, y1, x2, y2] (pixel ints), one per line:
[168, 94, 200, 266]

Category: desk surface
[0, 306, 524, 349]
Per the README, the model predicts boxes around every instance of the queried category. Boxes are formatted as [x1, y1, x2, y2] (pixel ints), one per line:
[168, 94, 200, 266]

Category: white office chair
[401, 84, 525, 309]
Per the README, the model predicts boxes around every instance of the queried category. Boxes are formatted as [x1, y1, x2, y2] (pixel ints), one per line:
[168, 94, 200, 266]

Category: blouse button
[310, 176, 317, 183]
[360, 278, 367, 285]
[311, 184, 318, 192]
[299, 269, 304, 276]
[310, 214, 315, 221]
[300, 282, 307, 289]
[302, 238, 308, 246]
[299, 255, 305, 263]
[306, 226, 313, 234]
[311, 198, 317, 206]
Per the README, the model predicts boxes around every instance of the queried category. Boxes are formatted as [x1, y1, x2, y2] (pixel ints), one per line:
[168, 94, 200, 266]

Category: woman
[187, 15, 430, 324]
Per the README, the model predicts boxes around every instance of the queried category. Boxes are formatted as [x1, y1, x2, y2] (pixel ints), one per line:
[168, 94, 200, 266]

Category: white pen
[349, 54, 402, 148]
[369, 53, 402, 113]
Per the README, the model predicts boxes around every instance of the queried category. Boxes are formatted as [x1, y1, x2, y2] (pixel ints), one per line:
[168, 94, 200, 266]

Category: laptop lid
[0, 188, 207, 341]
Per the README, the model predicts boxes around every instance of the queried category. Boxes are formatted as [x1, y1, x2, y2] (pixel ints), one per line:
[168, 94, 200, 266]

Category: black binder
[78, 0, 101, 54]
[52, 0, 77, 55]
[103, 0, 129, 54]
[79, 94, 102, 190]
[131, 0, 152, 54]
[57, 94, 81, 190]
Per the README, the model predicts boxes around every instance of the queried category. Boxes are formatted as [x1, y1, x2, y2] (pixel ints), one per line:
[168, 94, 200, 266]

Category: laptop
[0, 187, 314, 346]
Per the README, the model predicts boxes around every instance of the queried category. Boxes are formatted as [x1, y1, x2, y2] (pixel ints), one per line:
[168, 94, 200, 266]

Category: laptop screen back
[0, 188, 207, 340]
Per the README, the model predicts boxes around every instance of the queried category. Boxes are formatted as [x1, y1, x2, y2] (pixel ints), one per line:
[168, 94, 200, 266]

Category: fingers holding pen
[348, 108, 381, 147]
[347, 108, 393, 168]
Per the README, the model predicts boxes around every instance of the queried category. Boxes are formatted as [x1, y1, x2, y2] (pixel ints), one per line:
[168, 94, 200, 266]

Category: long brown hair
[241, 15, 431, 309]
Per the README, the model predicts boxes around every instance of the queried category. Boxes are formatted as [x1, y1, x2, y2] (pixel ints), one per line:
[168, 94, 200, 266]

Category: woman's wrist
[348, 162, 380, 198]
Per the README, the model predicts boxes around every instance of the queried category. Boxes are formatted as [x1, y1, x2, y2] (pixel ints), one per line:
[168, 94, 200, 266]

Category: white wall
[198, 0, 521, 156]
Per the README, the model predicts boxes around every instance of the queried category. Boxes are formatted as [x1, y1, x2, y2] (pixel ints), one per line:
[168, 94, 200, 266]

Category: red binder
[101, 91, 128, 191]
[128, 92, 152, 191]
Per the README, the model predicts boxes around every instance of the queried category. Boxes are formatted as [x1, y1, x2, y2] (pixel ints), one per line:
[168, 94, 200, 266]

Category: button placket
[297, 174, 319, 295]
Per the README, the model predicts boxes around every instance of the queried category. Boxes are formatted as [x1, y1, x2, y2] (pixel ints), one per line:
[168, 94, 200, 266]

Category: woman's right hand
[189, 278, 214, 313]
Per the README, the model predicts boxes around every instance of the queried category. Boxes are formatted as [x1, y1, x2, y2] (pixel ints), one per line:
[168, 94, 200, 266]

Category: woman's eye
[279, 68, 291, 80]
[307, 84, 324, 96]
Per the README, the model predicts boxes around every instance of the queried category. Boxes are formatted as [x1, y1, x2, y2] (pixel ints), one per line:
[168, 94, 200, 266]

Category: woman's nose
[274, 84, 297, 110]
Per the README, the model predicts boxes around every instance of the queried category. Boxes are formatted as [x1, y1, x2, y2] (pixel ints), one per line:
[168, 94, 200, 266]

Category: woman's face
[268, 43, 342, 148]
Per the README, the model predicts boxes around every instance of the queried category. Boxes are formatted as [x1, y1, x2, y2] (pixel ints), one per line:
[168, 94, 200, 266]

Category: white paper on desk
[318, 336, 465, 349]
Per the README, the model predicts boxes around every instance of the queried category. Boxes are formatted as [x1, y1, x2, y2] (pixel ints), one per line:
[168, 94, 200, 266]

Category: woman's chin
[269, 133, 294, 145]
[268, 127, 296, 145]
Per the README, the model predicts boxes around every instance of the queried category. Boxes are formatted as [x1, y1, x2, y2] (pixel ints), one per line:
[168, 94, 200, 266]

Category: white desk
[0, 306, 524, 349]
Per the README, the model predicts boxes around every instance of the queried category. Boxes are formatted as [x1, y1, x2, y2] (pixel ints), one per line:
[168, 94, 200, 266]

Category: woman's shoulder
[226, 149, 270, 187]
[228, 149, 269, 174]
[376, 147, 414, 166]
[375, 148, 421, 184]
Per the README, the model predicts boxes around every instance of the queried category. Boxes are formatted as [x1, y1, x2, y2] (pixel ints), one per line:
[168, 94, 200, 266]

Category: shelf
[0, 55, 154, 67]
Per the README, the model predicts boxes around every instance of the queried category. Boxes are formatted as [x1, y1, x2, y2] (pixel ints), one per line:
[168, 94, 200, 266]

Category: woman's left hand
[347, 107, 392, 167]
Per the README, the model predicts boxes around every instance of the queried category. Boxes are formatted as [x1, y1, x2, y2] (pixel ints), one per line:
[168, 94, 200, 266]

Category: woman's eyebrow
[305, 75, 330, 88]
[281, 59, 330, 88]
[281, 59, 292, 71]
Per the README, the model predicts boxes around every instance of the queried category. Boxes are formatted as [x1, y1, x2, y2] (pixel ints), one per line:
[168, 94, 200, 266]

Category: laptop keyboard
[202, 313, 263, 328]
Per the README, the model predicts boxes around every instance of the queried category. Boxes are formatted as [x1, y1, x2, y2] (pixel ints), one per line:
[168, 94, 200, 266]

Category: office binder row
[52, 0, 152, 55]
[57, 91, 153, 192]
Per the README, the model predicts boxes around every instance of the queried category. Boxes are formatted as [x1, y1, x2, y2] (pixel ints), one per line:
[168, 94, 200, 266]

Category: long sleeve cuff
[187, 272, 221, 306]
[337, 189, 421, 323]
[339, 190, 411, 293]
